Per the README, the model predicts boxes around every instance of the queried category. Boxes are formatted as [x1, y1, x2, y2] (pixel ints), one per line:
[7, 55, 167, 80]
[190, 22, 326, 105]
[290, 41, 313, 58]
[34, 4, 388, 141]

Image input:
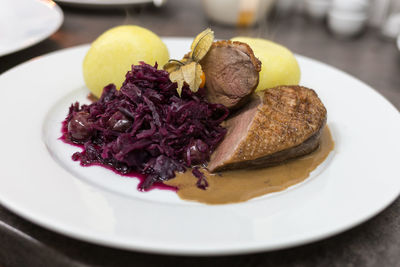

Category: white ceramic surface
[0, 0, 63, 57]
[397, 35, 400, 51]
[382, 13, 400, 39]
[54, 0, 156, 8]
[202, 0, 275, 26]
[0, 38, 400, 256]
[332, 0, 369, 12]
[304, 0, 331, 19]
[328, 10, 367, 36]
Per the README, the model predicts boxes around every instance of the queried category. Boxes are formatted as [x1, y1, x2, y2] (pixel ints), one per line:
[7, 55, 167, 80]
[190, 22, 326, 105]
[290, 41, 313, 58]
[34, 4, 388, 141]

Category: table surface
[1, 0, 400, 266]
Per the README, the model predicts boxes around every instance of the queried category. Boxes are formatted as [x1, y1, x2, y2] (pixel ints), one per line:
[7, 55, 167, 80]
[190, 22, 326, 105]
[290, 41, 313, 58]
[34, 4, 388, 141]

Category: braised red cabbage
[62, 63, 228, 190]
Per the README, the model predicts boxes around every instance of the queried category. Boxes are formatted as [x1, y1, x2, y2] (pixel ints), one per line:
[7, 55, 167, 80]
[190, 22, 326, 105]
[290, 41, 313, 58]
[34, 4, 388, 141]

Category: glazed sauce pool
[164, 126, 334, 204]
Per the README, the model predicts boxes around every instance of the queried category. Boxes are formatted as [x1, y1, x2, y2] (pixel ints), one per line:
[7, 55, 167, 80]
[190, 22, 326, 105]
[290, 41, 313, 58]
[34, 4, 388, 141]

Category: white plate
[54, 0, 160, 8]
[397, 35, 400, 52]
[0, 38, 400, 256]
[0, 0, 63, 57]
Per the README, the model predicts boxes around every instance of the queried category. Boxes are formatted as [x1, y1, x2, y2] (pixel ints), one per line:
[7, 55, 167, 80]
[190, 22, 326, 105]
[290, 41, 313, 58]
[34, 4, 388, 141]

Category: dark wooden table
[1, 0, 400, 266]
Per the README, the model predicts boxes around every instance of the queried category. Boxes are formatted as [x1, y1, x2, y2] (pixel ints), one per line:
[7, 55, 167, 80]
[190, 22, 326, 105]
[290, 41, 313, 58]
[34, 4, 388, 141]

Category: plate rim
[0, 0, 64, 57]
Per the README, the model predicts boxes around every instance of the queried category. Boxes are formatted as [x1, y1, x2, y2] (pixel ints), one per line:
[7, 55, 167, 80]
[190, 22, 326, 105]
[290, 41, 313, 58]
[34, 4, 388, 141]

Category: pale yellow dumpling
[231, 37, 301, 92]
[83, 25, 170, 97]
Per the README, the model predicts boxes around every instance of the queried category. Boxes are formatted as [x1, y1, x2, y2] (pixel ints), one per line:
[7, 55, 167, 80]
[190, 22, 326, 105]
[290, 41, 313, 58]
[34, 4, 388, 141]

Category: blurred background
[2, 0, 399, 103]
[2, 0, 400, 74]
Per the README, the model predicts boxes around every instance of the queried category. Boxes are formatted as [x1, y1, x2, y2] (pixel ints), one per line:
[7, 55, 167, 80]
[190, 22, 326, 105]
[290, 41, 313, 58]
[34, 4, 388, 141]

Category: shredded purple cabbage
[62, 62, 229, 190]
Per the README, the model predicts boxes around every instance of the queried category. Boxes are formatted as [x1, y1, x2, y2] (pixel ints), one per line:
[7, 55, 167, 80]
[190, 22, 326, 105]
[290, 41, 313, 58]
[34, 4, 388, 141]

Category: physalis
[163, 28, 214, 96]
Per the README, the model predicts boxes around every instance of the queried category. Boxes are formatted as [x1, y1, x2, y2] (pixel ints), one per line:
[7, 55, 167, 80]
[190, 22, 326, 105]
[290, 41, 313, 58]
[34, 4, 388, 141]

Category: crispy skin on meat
[208, 85, 327, 172]
[200, 40, 262, 110]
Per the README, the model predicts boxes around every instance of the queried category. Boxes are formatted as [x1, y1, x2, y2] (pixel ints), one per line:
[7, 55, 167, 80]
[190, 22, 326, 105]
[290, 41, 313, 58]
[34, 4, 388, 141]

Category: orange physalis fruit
[200, 71, 206, 88]
[163, 28, 214, 96]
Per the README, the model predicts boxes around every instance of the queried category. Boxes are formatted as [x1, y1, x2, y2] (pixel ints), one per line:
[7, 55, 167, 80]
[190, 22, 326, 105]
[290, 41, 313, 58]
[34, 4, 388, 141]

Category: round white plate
[0, 0, 63, 57]
[0, 38, 400, 256]
[54, 0, 162, 8]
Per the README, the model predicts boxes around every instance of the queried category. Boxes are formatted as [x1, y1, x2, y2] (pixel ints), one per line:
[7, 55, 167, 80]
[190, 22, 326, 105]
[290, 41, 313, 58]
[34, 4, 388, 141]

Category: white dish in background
[382, 13, 400, 39]
[397, 35, 400, 51]
[202, 0, 276, 27]
[304, 0, 331, 19]
[54, 0, 164, 8]
[332, 0, 369, 12]
[328, 9, 367, 37]
[0, 0, 63, 57]
[0, 38, 400, 255]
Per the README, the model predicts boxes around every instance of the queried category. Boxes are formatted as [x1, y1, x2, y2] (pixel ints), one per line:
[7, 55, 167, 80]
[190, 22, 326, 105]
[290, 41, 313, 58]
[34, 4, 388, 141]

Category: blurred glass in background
[202, 0, 276, 27]
[201, 0, 400, 41]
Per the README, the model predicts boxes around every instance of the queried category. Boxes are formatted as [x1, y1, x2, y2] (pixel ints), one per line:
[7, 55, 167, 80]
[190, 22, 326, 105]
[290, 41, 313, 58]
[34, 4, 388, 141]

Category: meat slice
[208, 85, 327, 172]
[200, 40, 261, 109]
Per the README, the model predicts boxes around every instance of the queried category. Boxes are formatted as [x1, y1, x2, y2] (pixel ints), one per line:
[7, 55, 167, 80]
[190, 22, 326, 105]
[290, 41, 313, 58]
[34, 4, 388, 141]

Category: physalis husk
[164, 28, 214, 96]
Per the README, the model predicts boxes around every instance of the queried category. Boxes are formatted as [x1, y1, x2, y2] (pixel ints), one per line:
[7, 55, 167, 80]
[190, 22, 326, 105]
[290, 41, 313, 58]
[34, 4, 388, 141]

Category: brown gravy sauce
[164, 126, 335, 204]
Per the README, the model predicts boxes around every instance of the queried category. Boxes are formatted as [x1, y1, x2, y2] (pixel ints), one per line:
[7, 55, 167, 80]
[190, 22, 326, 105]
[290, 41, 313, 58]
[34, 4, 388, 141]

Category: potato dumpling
[83, 25, 169, 97]
[231, 37, 301, 92]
